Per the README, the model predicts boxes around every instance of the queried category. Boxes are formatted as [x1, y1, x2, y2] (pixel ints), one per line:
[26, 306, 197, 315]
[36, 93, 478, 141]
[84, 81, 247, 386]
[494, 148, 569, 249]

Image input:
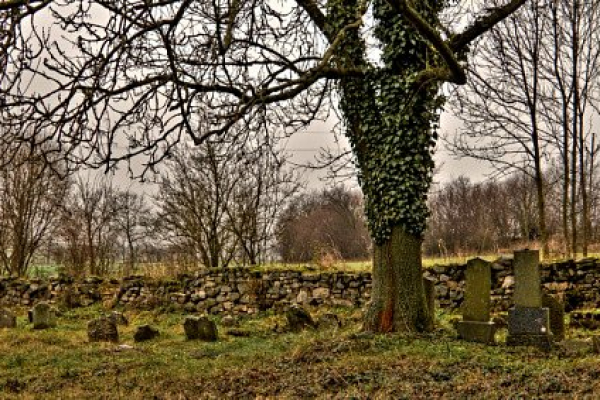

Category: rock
[312, 288, 330, 299]
[296, 290, 309, 304]
[0, 309, 17, 328]
[108, 311, 129, 326]
[316, 313, 342, 330]
[226, 328, 251, 337]
[501, 276, 515, 289]
[134, 324, 159, 342]
[220, 315, 236, 327]
[184, 316, 218, 341]
[286, 305, 316, 332]
[30, 302, 57, 329]
[87, 317, 119, 343]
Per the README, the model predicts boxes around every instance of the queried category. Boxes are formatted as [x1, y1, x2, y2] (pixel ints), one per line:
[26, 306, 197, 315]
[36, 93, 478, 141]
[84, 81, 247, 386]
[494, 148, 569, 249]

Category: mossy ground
[1, 305, 599, 399]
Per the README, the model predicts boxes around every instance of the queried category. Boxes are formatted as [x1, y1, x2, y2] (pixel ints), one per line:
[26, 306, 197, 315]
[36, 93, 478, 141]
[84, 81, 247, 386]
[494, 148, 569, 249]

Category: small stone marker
[108, 311, 129, 326]
[542, 293, 565, 341]
[286, 305, 316, 332]
[31, 302, 57, 329]
[456, 258, 495, 344]
[0, 309, 17, 328]
[316, 313, 342, 330]
[134, 324, 159, 342]
[87, 317, 119, 343]
[506, 250, 553, 350]
[184, 316, 218, 341]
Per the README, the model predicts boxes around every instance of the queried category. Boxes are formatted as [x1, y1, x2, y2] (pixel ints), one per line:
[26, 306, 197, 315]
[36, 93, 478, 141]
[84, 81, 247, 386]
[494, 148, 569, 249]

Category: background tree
[224, 145, 301, 266]
[54, 175, 122, 276]
[156, 141, 297, 268]
[0, 0, 528, 332]
[450, 0, 600, 258]
[0, 145, 69, 276]
[156, 142, 239, 269]
[448, 0, 552, 257]
[276, 186, 371, 263]
[115, 189, 153, 275]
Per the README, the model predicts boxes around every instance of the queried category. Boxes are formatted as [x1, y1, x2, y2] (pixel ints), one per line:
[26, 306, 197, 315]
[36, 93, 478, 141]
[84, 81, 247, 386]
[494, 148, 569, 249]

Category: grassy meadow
[1, 305, 600, 399]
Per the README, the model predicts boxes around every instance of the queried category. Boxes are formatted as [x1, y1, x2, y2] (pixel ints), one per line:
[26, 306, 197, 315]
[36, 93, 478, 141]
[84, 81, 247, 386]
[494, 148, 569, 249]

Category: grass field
[1, 305, 599, 399]
[22, 251, 600, 279]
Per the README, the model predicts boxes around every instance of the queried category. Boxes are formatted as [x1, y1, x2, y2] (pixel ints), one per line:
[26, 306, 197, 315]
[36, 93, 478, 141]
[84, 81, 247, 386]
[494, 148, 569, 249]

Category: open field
[1, 306, 600, 399]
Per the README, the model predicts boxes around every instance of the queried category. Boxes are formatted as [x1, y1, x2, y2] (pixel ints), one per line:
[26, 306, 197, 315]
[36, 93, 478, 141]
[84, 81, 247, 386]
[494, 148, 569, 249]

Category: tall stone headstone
[456, 258, 495, 344]
[506, 250, 553, 349]
[31, 302, 57, 330]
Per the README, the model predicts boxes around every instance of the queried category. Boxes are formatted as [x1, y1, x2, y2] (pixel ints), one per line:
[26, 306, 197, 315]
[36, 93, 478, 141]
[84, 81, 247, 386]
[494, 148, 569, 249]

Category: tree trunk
[363, 225, 433, 333]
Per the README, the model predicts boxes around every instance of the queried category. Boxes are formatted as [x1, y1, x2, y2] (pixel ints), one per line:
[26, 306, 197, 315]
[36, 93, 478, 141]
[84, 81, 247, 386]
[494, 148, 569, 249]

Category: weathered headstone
[316, 313, 342, 330]
[134, 324, 159, 342]
[31, 302, 57, 329]
[0, 309, 17, 328]
[423, 277, 436, 319]
[87, 317, 119, 343]
[542, 293, 565, 341]
[455, 258, 495, 344]
[506, 250, 553, 349]
[108, 311, 129, 326]
[184, 316, 218, 341]
[286, 305, 316, 332]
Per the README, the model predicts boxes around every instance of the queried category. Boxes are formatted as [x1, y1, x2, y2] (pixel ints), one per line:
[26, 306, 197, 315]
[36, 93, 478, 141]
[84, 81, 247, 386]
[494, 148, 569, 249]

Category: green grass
[1, 306, 600, 399]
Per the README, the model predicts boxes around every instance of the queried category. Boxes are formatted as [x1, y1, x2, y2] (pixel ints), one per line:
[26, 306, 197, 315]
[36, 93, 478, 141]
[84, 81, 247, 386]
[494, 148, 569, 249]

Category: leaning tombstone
[455, 258, 495, 344]
[506, 250, 553, 350]
[0, 309, 17, 329]
[31, 302, 57, 329]
[542, 293, 565, 342]
[87, 316, 119, 343]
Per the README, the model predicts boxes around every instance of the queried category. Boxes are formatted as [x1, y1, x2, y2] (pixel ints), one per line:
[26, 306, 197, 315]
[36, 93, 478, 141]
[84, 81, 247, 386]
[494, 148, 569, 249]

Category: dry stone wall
[1, 258, 600, 314]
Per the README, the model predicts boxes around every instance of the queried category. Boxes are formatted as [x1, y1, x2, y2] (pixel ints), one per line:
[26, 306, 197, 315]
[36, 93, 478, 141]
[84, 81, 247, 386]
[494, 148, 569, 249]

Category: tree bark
[363, 225, 433, 333]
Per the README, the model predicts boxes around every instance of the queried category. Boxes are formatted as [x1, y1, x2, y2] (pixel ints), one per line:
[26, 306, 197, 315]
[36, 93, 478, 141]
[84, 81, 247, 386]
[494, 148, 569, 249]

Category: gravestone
[184, 316, 218, 341]
[108, 311, 129, 326]
[506, 250, 553, 349]
[286, 305, 316, 332]
[87, 317, 119, 343]
[134, 324, 159, 342]
[0, 309, 17, 328]
[423, 277, 436, 319]
[542, 293, 565, 341]
[31, 302, 57, 329]
[455, 258, 495, 344]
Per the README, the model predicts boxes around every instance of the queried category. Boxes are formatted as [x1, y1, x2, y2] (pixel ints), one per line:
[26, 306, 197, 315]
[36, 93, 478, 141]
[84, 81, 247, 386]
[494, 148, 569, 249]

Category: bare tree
[225, 146, 301, 266]
[449, 0, 552, 257]
[156, 142, 241, 269]
[115, 189, 153, 275]
[0, 145, 69, 276]
[55, 175, 122, 276]
[157, 140, 300, 268]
